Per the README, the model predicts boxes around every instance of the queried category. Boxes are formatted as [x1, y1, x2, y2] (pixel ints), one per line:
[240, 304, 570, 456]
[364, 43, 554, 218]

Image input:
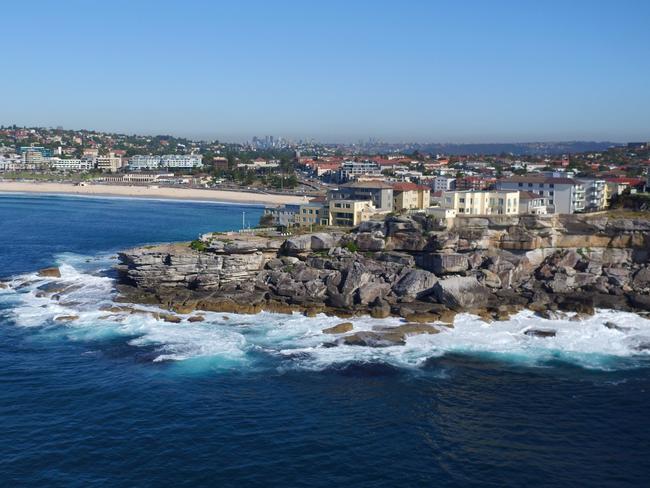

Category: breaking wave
[2, 253, 650, 372]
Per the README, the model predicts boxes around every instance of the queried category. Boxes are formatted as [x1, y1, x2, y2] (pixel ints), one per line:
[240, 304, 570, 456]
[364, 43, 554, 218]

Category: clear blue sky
[1, 0, 649, 143]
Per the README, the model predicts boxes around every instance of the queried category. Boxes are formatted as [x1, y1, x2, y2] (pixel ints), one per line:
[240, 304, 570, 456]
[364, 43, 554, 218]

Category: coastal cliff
[116, 213, 650, 328]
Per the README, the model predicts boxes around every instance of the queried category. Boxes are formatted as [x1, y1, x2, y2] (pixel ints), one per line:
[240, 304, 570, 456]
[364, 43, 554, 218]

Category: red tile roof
[392, 182, 429, 192]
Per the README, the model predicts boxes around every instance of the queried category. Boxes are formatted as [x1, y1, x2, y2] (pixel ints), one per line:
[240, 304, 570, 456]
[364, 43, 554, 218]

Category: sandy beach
[0, 181, 310, 206]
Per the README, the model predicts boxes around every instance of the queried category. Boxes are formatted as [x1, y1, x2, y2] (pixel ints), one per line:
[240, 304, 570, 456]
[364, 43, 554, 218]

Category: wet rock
[604, 321, 631, 332]
[524, 328, 557, 338]
[341, 331, 404, 347]
[54, 315, 79, 322]
[369, 299, 391, 319]
[375, 323, 440, 337]
[160, 313, 182, 323]
[633, 341, 650, 352]
[322, 322, 353, 334]
[187, 315, 205, 322]
[628, 293, 650, 311]
[38, 267, 61, 278]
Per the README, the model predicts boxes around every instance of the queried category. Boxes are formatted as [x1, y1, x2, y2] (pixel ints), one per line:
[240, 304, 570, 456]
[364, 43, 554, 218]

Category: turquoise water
[1, 194, 649, 487]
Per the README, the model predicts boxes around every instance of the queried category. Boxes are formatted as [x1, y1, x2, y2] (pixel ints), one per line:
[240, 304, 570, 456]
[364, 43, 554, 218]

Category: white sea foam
[2, 254, 650, 371]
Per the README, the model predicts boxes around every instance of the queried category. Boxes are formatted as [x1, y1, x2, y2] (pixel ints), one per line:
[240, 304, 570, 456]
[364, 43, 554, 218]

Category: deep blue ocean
[1, 194, 649, 487]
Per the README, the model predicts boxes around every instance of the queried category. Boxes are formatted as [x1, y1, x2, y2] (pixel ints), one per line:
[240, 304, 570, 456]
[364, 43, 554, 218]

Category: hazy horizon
[2, 0, 649, 142]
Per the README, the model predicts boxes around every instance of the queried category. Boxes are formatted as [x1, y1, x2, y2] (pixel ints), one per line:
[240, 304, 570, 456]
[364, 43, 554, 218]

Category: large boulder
[311, 233, 339, 250]
[357, 281, 391, 305]
[282, 235, 313, 253]
[355, 232, 386, 252]
[357, 220, 386, 234]
[38, 267, 61, 278]
[433, 276, 492, 310]
[420, 253, 468, 275]
[323, 322, 353, 334]
[632, 267, 650, 290]
[392, 269, 438, 300]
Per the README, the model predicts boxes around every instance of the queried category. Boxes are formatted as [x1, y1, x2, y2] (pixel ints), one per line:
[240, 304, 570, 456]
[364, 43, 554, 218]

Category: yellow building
[328, 199, 376, 227]
[442, 190, 520, 216]
[392, 182, 431, 211]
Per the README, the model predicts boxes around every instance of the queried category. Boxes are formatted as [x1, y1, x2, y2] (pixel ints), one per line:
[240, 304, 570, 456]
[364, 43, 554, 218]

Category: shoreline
[0, 181, 310, 206]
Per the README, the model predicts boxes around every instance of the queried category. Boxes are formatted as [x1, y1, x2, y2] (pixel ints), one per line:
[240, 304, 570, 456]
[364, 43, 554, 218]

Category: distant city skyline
[1, 0, 649, 142]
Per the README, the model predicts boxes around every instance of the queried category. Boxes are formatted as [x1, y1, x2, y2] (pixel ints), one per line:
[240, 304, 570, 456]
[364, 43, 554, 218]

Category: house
[328, 199, 376, 227]
[263, 204, 301, 227]
[392, 182, 430, 211]
[456, 176, 496, 191]
[441, 190, 520, 216]
[328, 181, 394, 212]
[604, 177, 645, 197]
[518, 191, 548, 215]
[497, 176, 585, 214]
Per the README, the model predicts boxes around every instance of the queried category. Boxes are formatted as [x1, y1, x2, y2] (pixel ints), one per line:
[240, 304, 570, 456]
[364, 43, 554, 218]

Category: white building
[433, 176, 456, 192]
[50, 158, 94, 171]
[441, 190, 520, 216]
[237, 158, 279, 170]
[497, 176, 585, 214]
[129, 155, 202, 170]
[577, 178, 608, 211]
[338, 160, 382, 181]
[129, 155, 161, 170]
[160, 154, 203, 169]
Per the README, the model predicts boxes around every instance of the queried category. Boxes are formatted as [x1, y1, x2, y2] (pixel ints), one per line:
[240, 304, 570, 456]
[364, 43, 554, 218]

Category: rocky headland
[113, 212, 650, 345]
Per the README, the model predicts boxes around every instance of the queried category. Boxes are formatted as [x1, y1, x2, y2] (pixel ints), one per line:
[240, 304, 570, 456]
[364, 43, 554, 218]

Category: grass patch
[190, 240, 208, 252]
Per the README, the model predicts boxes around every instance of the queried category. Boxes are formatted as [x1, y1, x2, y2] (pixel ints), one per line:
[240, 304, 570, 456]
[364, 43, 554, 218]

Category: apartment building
[50, 158, 94, 171]
[263, 204, 301, 227]
[129, 155, 161, 170]
[576, 178, 608, 211]
[297, 200, 329, 226]
[160, 154, 203, 169]
[328, 181, 393, 212]
[456, 176, 496, 191]
[328, 199, 375, 227]
[441, 190, 520, 216]
[432, 176, 456, 192]
[95, 156, 122, 172]
[129, 154, 203, 171]
[338, 160, 382, 182]
[392, 182, 430, 211]
[497, 176, 585, 214]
